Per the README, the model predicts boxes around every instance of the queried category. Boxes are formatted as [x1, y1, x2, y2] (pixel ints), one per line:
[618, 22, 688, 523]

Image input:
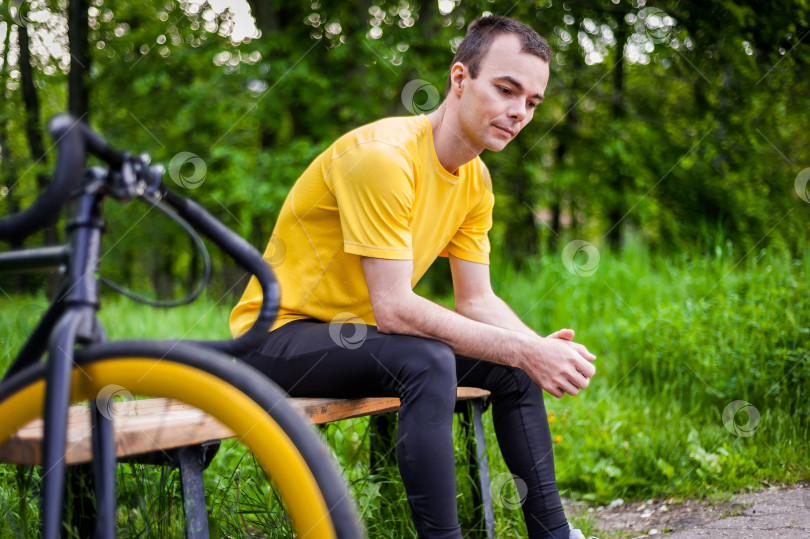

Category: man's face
[455, 34, 550, 152]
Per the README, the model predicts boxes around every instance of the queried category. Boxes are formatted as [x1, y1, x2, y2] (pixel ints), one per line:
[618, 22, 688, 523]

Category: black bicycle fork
[1, 176, 116, 539]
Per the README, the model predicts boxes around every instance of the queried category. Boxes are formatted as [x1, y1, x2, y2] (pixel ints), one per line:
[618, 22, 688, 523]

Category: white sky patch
[1, 0, 261, 74]
[186, 0, 258, 43]
[438, 0, 455, 16]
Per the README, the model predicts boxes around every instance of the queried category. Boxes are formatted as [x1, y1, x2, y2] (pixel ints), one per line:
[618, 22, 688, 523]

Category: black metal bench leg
[369, 412, 399, 513]
[66, 464, 95, 537]
[471, 398, 495, 539]
[369, 413, 397, 477]
[90, 402, 116, 539]
[460, 404, 484, 536]
[177, 445, 209, 539]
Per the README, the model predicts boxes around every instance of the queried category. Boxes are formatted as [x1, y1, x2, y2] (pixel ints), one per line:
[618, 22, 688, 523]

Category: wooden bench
[0, 387, 495, 538]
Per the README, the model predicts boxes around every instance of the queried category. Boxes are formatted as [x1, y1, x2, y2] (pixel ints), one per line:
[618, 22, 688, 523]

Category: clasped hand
[520, 328, 597, 398]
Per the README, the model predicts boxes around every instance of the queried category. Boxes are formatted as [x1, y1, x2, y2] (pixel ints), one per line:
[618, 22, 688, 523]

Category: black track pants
[241, 319, 569, 538]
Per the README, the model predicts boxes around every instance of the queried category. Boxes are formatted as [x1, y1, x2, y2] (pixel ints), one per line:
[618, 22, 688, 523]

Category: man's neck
[426, 104, 483, 175]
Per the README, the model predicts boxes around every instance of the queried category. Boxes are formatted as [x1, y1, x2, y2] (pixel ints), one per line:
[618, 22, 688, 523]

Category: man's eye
[528, 101, 538, 109]
[498, 86, 511, 95]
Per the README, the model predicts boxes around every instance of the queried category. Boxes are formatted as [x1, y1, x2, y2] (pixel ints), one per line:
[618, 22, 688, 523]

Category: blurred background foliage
[1, 2, 809, 533]
[1, 0, 808, 300]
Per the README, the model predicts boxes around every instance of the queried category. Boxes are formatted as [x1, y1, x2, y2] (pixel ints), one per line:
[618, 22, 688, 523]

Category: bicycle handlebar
[162, 190, 279, 356]
[0, 114, 278, 356]
[0, 115, 125, 241]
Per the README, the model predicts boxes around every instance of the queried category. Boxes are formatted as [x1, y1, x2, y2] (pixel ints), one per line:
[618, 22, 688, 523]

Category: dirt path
[563, 481, 810, 538]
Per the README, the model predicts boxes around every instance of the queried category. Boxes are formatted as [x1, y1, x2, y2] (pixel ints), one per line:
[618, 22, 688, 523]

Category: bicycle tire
[0, 340, 364, 538]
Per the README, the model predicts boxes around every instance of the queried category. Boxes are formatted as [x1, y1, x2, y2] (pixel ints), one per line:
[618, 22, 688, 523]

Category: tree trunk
[247, 0, 280, 34]
[505, 138, 541, 266]
[550, 90, 580, 253]
[19, 21, 62, 296]
[605, 17, 627, 248]
[250, 0, 308, 150]
[1, 26, 27, 292]
[1, 26, 16, 216]
[68, 0, 90, 120]
[246, 0, 308, 262]
[18, 28, 44, 176]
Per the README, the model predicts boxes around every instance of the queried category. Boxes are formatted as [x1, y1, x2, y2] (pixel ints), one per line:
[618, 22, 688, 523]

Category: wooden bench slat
[0, 400, 235, 466]
[0, 388, 490, 466]
[299, 396, 402, 424]
[297, 387, 489, 424]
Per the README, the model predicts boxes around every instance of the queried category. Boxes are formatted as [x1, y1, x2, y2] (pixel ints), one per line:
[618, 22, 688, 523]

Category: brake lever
[143, 163, 166, 201]
[103, 153, 161, 202]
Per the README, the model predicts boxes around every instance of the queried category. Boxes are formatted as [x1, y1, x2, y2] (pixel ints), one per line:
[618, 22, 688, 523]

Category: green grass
[1, 240, 808, 537]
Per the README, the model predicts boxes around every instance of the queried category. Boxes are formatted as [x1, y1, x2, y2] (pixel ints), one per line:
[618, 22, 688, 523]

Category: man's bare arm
[449, 254, 539, 336]
[448, 255, 592, 355]
[361, 256, 596, 398]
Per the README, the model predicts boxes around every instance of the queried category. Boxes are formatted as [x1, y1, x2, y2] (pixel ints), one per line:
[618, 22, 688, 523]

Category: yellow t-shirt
[229, 115, 494, 336]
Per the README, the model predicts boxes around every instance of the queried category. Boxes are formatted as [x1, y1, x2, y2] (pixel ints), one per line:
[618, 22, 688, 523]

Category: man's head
[445, 15, 552, 95]
[443, 15, 551, 153]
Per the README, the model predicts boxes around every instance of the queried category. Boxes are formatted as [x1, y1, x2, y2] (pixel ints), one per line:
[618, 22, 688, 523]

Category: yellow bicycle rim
[0, 358, 337, 538]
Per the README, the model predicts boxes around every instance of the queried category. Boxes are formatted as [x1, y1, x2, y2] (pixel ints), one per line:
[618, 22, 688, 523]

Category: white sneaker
[569, 523, 598, 539]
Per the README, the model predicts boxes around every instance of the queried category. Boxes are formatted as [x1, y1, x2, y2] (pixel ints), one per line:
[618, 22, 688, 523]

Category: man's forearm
[454, 293, 540, 337]
[376, 291, 531, 368]
[364, 257, 595, 397]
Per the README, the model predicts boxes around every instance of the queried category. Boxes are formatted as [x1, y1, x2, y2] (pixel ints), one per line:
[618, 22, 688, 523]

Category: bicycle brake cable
[98, 194, 212, 308]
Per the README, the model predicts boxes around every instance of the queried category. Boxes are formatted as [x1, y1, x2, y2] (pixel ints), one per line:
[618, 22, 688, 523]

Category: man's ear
[449, 62, 467, 96]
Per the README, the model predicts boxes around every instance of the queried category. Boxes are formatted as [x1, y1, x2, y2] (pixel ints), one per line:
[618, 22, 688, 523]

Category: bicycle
[0, 114, 364, 538]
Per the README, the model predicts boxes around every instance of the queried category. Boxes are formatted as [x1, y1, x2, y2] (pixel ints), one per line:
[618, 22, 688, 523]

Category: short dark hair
[445, 15, 552, 94]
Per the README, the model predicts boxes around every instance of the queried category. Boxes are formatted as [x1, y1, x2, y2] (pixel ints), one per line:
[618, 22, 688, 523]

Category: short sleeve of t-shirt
[445, 163, 494, 265]
[330, 142, 415, 260]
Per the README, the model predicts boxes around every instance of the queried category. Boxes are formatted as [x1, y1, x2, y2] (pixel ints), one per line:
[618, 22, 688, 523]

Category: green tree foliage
[1, 0, 808, 298]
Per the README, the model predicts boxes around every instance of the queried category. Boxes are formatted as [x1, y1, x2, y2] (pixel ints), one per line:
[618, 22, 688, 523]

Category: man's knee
[411, 337, 456, 381]
[392, 337, 457, 429]
[384, 335, 456, 394]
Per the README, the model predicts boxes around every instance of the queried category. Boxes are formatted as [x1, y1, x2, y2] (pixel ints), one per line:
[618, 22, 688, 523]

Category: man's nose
[508, 103, 526, 123]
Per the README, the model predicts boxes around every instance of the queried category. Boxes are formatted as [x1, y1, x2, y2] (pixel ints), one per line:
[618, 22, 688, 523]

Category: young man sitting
[232, 14, 598, 539]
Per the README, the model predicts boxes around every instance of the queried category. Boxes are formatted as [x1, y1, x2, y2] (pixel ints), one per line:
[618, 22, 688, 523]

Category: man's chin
[485, 139, 510, 152]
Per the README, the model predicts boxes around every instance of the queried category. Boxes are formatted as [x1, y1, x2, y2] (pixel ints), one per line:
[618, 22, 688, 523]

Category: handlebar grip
[0, 114, 126, 242]
[162, 190, 279, 356]
[49, 114, 125, 167]
[0, 116, 85, 241]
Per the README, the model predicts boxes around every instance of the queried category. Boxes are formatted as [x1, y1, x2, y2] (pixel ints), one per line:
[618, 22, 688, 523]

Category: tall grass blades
[0, 242, 808, 536]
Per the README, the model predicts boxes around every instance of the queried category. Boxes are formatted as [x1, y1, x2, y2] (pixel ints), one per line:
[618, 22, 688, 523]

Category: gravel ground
[563, 481, 810, 538]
